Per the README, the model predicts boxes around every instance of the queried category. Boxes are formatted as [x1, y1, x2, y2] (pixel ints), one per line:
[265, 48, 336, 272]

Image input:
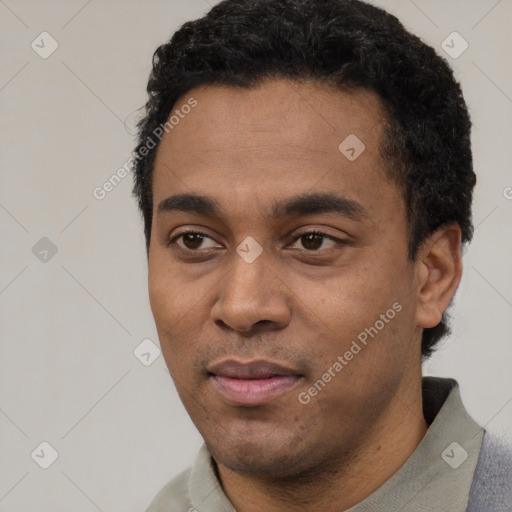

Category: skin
[148, 79, 462, 511]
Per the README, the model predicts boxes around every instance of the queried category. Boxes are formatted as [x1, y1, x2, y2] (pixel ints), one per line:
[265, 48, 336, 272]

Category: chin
[204, 427, 322, 480]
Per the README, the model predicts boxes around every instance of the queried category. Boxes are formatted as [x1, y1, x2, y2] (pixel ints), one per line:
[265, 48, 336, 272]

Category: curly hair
[132, 0, 476, 358]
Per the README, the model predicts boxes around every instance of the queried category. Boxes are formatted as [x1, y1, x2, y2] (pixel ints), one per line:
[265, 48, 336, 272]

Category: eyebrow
[157, 192, 368, 221]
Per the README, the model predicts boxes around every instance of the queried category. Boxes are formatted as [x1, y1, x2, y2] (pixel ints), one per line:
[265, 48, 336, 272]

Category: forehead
[159, 79, 386, 153]
[152, 79, 397, 222]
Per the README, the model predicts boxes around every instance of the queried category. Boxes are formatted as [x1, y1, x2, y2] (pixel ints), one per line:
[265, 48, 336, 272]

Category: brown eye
[290, 231, 341, 251]
[300, 233, 324, 250]
[168, 231, 219, 251]
[181, 233, 205, 250]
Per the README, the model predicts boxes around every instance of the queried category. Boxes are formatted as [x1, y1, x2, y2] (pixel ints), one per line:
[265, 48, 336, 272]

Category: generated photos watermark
[298, 301, 403, 404]
[92, 97, 198, 201]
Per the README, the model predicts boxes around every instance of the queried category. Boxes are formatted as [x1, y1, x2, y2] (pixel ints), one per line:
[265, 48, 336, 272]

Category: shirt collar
[345, 377, 484, 511]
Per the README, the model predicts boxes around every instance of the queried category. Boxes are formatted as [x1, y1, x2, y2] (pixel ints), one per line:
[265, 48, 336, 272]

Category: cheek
[312, 256, 400, 318]
[300, 252, 412, 357]
[148, 267, 174, 327]
[148, 263, 186, 356]
[148, 253, 199, 323]
[148, 260, 212, 372]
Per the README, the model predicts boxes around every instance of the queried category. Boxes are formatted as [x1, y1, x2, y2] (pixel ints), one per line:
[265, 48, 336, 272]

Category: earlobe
[414, 223, 462, 329]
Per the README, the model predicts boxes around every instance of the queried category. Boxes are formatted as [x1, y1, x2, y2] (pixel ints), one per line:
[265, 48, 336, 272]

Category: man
[131, 0, 512, 510]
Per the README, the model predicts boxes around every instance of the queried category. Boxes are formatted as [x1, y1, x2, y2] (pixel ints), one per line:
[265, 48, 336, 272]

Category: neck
[216, 376, 428, 512]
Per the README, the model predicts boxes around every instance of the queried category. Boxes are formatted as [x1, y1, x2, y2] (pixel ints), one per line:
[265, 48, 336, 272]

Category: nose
[210, 248, 291, 335]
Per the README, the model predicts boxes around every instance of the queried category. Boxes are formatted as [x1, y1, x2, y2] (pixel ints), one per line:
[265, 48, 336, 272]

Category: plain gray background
[1, 0, 511, 510]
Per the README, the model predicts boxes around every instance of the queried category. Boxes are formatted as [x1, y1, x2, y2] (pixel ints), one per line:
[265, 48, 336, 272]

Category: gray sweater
[466, 431, 512, 511]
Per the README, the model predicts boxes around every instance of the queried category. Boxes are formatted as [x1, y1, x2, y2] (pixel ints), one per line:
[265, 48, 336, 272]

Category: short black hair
[132, 0, 476, 358]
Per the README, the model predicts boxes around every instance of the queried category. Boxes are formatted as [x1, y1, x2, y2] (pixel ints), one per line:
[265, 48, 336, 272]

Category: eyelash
[167, 230, 347, 253]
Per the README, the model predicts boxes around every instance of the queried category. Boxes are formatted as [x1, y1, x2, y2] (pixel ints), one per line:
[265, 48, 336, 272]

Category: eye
[168, 231, 220, 251]
[168, 230, 347, 253]
[289, 230, 346, 251]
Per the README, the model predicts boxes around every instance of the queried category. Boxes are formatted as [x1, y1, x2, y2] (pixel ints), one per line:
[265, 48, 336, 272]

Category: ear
[414, 222, 463, 329]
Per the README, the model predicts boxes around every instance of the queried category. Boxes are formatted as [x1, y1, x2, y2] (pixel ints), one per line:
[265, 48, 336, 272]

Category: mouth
[207, 359, 304, 406]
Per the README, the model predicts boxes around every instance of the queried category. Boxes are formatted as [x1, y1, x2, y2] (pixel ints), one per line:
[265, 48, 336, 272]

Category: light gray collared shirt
[146, 377, 484, 512]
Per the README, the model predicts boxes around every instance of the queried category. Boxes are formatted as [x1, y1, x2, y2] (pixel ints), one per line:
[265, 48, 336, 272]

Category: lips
[208, 359, 303, 406]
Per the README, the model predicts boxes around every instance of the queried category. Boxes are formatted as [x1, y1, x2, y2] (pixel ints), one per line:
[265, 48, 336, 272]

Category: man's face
[148, 79, 423, 478]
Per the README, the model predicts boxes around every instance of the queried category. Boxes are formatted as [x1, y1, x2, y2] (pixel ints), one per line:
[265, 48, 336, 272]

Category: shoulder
[467, 431, 512, 512]
[145, 467, 194, 512]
